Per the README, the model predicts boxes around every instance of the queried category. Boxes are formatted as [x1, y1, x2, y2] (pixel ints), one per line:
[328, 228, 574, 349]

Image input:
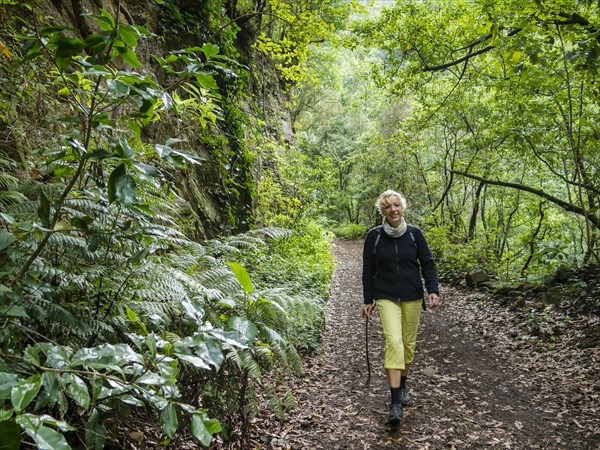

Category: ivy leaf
[159, 404, 178, 439]
[11, 373, 42, 412]
[107, 164, 136, 206]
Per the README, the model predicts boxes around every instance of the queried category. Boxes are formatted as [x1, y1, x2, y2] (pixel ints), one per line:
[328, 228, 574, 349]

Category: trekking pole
[365, 315, 371, 385]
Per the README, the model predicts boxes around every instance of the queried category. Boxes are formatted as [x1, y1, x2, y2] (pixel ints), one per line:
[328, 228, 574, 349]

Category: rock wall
[9, 0, 291, 239]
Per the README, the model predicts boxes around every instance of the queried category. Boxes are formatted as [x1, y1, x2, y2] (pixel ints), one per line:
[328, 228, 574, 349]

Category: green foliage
[330, 222, 368, 239]
[255, 0, 356, 84]
[281, 0, 600, 288]
[236, 222, 333, 353]
[0, 4, 336, 448]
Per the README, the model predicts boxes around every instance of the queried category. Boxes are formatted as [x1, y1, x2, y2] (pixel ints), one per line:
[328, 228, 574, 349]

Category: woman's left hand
[428, 293, 440, 309]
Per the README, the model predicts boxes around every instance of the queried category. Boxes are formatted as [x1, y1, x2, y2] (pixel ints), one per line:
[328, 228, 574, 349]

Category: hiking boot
[387, 402, 403, 424]
[400, 387, 411, 406]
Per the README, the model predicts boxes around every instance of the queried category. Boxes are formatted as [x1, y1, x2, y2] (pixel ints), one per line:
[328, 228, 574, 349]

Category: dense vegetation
[0, 0, 342, 448]
[294, 0, 600, 288]
[0, 0, 598, 448]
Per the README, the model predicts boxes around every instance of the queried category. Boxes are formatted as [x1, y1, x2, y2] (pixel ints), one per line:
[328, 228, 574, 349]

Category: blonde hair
[376, 190, 407, 214]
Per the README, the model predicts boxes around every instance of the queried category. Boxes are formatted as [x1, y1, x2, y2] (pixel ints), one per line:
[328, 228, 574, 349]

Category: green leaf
[117, 47, 142, 68]
[50, 35, 85, 58]
[0, 305, 29, 318]
[118, 26, 140, 47]
[95, 9, 116, 31]
[0, 420, 21, 450]
[115, 137, 135, 159]
[226, 262, 253, 293]
[38, 373, 61, 408]
[0, 232, 16, 251]
[193, 72, 218, 90]
[107, 164, 136, 206]
[67, 137, 87, 155]
[106, 78, 130, 97]
[66, 374, 90, 408]
[229, 317, 258, 342]
[11, 373, 42, 412]
[201, 336, 224, 371]
[176, 354, 211, 370]
[259, 325, 287, 350]
[145, 333, 157, 357]
[69, 215, 93, 230]
[31, 425, 71, 450]
[85, 409, 107, 450]
[37, 189, 50, 225]
[133, 162, 162, 179]
[0, 373, 19, 400]
[128, 120, 141, 139]
[126, 305, 138, 323]
[159, 404, 178, 439]
[181, 299, 205, 323]
[128, 249, 149, 265]
[0, 285, 13, 295]
[191, 412, 221, 446]
[201, 43, 220, 59]
[15, 414, 71, 449]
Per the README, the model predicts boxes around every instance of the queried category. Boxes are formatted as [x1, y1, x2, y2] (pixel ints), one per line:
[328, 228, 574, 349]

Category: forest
[0, 0, 598, 448]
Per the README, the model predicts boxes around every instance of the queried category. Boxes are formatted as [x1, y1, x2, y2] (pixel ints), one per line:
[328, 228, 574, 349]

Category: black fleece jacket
[362, 225, 439, 304]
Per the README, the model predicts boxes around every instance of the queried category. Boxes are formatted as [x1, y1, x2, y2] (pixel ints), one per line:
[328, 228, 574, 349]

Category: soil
[253, 239, 600, 450]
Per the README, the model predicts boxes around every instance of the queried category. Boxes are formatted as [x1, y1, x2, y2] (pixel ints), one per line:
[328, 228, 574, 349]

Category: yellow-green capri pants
[376, 299, 422, 370]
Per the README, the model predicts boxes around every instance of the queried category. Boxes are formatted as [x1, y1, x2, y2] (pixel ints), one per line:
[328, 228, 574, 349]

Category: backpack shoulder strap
[372, 226, 383, 256]
[407, 225, 417, 248]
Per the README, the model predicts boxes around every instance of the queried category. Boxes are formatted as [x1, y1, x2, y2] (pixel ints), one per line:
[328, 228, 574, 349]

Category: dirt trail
[261, 239, 599, 450]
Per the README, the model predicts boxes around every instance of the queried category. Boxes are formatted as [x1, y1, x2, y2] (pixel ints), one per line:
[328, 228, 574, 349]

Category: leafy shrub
[0, 7, 334, 448]
[330, 222, 368, 239]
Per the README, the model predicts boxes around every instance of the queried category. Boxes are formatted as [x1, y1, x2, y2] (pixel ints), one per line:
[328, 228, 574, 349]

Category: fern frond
[223, 342, 243, 369]
[5, 199, 37, 216]
[126, 300, 177, 318]
[240, 348, 262, 380]
[248, 227, 294, 241]
[0, 171, 18, 188]
[196, 266, 243, 295]
[63, 198, 110, 215]
[0, 190, 27, 207]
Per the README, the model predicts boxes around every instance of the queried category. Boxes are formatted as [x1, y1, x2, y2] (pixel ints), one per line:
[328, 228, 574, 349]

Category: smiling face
[380, 195, 404, 228]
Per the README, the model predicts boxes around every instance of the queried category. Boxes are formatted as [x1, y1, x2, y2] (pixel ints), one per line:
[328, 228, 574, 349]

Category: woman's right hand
[362, 303, 374, 318]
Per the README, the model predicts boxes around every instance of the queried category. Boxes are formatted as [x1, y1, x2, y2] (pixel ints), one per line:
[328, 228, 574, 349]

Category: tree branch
[450, 169, 599, 229]
[423, 28, 521, 72]
[423, 11, 599, 73]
